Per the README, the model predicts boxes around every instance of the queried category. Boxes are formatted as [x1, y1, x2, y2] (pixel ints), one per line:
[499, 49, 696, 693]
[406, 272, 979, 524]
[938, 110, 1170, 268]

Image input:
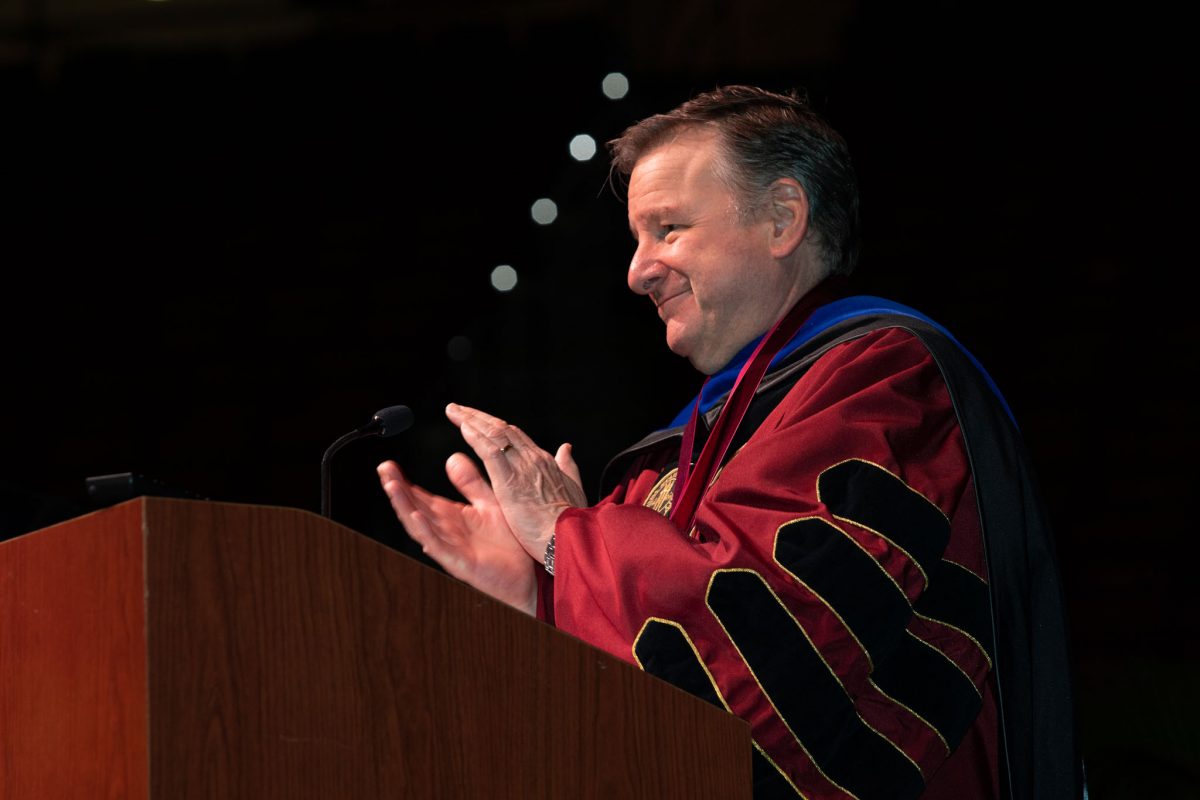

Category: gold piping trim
[912, 612, 993, 671]
[773, 518, 950, 755]
[942, 556, 987, 585]
[817, 457, 954, 591]
[774, 515, 903, 666]
[705, 568, 865, 800]
[751, 738, 810, 799]
[904, 629, 983, 698]
[632, 616, 734, 715]
[814, 458, 991, 669]
[633, 616, 814, 799]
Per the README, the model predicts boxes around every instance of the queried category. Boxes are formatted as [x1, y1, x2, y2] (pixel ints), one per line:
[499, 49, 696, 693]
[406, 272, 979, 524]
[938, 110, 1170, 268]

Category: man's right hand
[377, 456, 537, 615]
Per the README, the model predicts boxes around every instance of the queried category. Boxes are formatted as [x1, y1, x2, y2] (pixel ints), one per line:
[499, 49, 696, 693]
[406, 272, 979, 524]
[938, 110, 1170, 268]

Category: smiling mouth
[654, 289, 689, 313]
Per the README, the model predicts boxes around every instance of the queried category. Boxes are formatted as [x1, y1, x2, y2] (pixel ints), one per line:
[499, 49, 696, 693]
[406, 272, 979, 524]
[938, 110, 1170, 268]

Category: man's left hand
[445, 403, 587, 563]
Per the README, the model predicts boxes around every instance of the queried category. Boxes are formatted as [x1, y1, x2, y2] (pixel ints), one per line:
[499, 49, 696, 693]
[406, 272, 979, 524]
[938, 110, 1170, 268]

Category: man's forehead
[629, 131, 723, 201]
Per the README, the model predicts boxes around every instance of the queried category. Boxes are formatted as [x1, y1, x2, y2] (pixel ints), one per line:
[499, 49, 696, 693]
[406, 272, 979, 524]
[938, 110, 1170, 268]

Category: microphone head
[371, 405, 414, 438]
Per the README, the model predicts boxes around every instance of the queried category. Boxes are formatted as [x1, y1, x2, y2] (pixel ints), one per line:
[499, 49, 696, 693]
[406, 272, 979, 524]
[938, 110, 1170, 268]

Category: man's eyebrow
[630, 203, 679, 224]
[629, 202, 682, 239]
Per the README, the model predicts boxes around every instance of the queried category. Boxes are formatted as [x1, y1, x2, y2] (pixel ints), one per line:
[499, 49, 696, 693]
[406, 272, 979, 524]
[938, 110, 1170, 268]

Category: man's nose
[628, 240, 665, 295]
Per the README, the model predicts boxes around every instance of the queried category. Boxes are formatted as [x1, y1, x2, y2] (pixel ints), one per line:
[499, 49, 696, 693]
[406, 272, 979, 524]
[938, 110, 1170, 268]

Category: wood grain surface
[0, 500, 149, 799]
[0, 497, 749, 797]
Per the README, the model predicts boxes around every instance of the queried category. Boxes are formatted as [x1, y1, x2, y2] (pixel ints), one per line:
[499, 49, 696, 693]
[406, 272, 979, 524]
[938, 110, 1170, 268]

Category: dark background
[1, 1, 1194, 795]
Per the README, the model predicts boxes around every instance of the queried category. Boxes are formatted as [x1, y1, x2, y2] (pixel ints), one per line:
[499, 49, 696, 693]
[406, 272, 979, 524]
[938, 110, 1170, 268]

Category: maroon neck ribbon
[667, 295, 819, 535]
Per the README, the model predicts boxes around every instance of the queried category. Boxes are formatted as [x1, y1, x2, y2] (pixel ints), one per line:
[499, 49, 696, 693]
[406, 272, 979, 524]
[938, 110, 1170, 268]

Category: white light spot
[601, 72, 630, 100]
[446, 335, 472, 361]
[569, 134, 597, 162]
[490, 264, 518, 292]
[530, 198, 558, 225]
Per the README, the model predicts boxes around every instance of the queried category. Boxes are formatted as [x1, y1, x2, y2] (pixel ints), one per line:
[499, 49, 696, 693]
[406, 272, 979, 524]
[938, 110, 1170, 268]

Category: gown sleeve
[544, 327, 997, 799]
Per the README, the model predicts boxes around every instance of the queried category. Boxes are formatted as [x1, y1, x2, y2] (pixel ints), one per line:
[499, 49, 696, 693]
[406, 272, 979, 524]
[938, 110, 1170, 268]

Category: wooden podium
[0, 498, 750, 799]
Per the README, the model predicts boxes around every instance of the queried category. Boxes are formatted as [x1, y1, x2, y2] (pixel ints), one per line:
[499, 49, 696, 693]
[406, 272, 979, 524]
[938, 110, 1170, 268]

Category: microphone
[321, 405, 414, 518]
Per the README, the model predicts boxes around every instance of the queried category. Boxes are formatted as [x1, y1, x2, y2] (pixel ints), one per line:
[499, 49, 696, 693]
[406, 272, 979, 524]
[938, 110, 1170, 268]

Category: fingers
[377, 460, 416, 518]
[378, 461, 462, 562]
[377, 462, 434, 540]
[457, 415, 514, 468]
[448, 406, 556, 495]
[447, 403, 537, 455]
[555, 442, 584, 490]
[446, 405, 586, 506]
[445, 452, 498, 508]
[377, 459, 403, 483]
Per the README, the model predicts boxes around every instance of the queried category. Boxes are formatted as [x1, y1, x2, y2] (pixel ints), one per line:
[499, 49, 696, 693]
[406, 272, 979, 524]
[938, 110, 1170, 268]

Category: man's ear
[767, 178, 810, 259]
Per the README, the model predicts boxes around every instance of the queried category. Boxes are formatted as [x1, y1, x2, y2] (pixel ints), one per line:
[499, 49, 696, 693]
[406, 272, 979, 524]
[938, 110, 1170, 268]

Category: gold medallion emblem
[642, 467, 678, 517]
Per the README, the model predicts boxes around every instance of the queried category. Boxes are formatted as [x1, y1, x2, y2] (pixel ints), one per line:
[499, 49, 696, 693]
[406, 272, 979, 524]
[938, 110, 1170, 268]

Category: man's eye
[660, 224, 680, 237]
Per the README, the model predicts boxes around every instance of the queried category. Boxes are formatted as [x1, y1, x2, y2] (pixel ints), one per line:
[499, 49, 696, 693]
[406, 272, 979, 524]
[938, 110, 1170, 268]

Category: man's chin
[666, 327, 721, 374]
[667, 338, 721, 376]
[664, 331, 693, 360]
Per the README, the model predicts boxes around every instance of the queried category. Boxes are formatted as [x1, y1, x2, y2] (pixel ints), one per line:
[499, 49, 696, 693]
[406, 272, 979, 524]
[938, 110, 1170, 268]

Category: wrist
[531, 504, 569, 566]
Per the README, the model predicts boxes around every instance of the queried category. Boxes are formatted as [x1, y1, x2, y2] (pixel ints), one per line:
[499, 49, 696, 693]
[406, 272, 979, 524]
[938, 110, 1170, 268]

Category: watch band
[543, 534, 556, 576]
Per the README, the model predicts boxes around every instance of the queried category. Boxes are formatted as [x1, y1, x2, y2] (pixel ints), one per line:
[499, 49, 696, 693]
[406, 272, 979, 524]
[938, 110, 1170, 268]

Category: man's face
[626, 128, 795, 375]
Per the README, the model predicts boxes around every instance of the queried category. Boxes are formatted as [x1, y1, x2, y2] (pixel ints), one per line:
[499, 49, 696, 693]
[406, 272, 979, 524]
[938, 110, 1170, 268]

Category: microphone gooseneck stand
[321, 405, 414, 518]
